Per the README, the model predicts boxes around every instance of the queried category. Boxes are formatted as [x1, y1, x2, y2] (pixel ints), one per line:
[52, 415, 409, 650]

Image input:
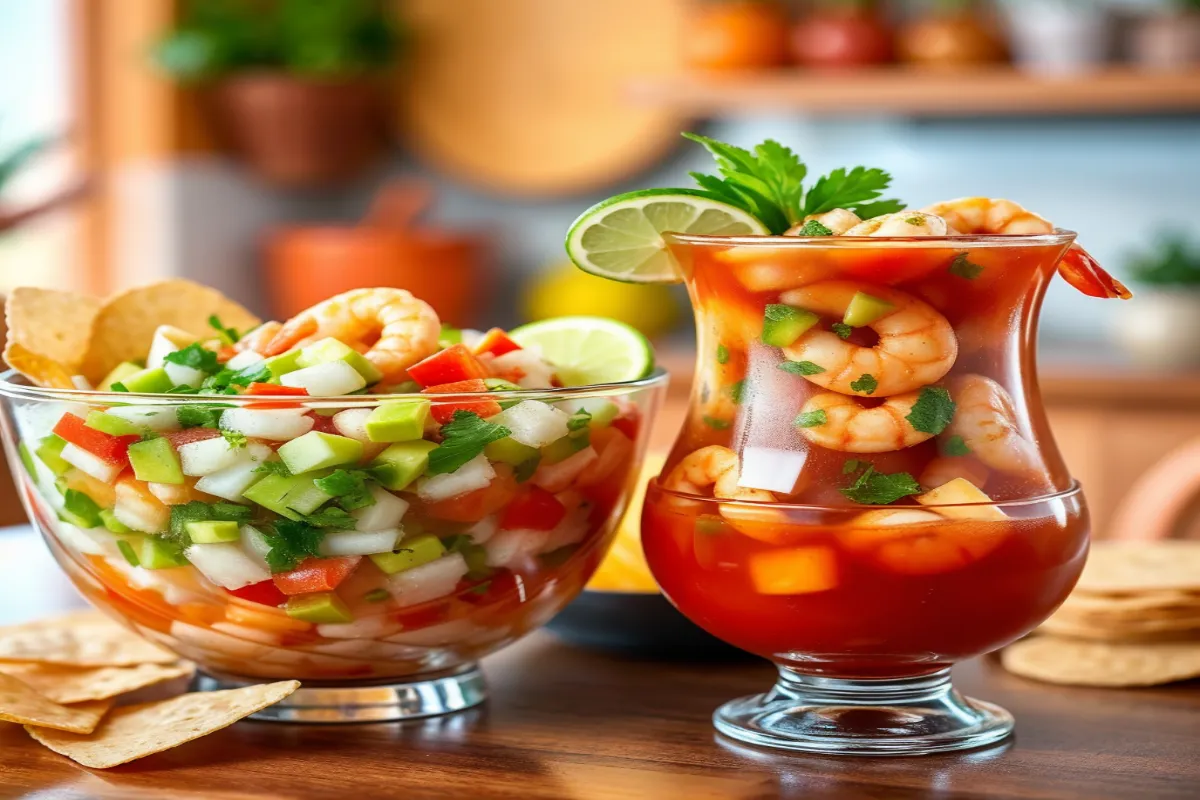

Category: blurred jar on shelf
[1129, 1, 1200, 71]
[898, 0, 1008, 68]
[791, 0, 894, 69]
[685, 0, 791, 71]
[999, 0, 1111, 75]
[1113, 233, 1200, 369]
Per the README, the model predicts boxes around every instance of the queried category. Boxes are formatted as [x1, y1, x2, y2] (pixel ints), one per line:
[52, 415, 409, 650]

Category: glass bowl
[0, 369, 667, 722]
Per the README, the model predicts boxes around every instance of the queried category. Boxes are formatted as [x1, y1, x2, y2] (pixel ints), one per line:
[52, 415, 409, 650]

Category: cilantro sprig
[427, 411, 511, 475]
[313, 469, 377, 511]
[682, 132, 904, 234]
[840, 462, 921, 506]
[906, 387, 956, 436]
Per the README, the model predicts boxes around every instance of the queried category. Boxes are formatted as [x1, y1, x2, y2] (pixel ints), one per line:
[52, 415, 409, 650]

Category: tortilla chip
[0, 661, 194, 704]
[0, 671, 111, 733]
[4, 288, 102, 388]
[26, 681, 299, 769]
[80, 279, 260, 383]
[1075, 542, 1200, 594]
[1002, 636, 1200, 687]
[0, 610, 176, 667]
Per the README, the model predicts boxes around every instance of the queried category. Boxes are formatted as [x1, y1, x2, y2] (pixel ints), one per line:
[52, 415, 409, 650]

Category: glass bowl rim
[0, 366, 670, 407]
[663, 229, 1078, 249]
[648, 478, 1083, 512]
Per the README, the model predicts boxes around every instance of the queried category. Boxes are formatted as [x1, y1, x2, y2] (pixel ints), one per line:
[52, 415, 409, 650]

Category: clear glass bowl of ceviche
[0, 286, 666, 723]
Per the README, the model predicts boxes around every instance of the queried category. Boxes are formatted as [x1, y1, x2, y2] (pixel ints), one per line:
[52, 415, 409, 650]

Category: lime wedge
[509, 317, 655, 386]
[565, 189, 768, 284]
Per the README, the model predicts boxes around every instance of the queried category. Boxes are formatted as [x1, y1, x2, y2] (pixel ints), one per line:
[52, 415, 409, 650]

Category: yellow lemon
[523, 263, 681, 340]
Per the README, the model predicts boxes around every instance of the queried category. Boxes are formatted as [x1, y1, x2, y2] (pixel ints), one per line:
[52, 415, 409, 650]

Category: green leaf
[794, 410, 828, 428]
[427, 411, 511, 476]
[906, 387, 956, 435]
[842, 459, 866, 476]
[313, 469, 377, 511]
[948, 253, 985, 280]
[297, 506, 357, 529]
[850, 374, 878, 395]
[795, 219, 834, 236]
[840, 466, 921, 505]
[728, 380, 747, 404]
[803, 167, 904, 218]
[703, 415, 730, 430]
[514, 454, 541, 483]
[831, 322, 853, 340]
[177, 404, 230, 429]
[942, 435, 972, 457]
[164, 344, 221, 374]
[264, 519, 326, 573]
[208, 314, 240, 345]
[253, 459, 293, 477]
[567, 409, 592, 432]
[221, 430, 248, 450]
[716, 344, 729, 365]
[779, 360, 825, 376]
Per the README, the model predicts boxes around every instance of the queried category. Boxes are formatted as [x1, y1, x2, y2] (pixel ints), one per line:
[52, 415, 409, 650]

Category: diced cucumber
[277, 432, 363, 474]
[285, 592, 353, 624]
[263, 349, 304, 382]
[563, 397, 620, 427]
[59, 489, 103, 529]
[542, 434, 589, 465]
[100, 508, 133, 534]
[116, 539, 141, 567]
[296, 337, 383, 384]
[128, 437, 185, 485]
[242, 473, 333, 520]
[484, 437, 540, 467]
[99, 362, 143, 391]
[367, 440, 437, 491]
[121, 367, 174, 394]
[761, 305, 820, 347]
[369, 534, 446, 575]
[843, 291, 895, 327]
[140, 536, 189, 569]
[364, 400, 430, 443]
[35, 435, 71, 476]
[85, 411, 145, 437]
[186, 520, 241, 544]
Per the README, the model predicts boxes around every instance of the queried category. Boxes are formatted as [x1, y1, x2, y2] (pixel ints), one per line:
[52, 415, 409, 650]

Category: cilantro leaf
[164, 344, 221, 374]
[313, 469, 377, 511]
[728, 379, 747, 404]
[842, 459, 866, 476]
[200, 362, 271, 394]
[840, 465, 921, 505]
[363, 588, 390, 603]
[263, 519, 325, 573]
[297, 506, 357, 529]
[253, 459, 292, 477]
[177, 404, 230, 429]
[794, 410, 828, 428]
[514, 454, 541, 483]
[831, 322, 853, 340]
[110, 382, 129, 393]
[942, 435, 972, 457]
[779, 360, 825, 376]
[427, 412, 511, 476]
[167, 501, 251, 544]
[221, 430, 248, 450]
[567, 409, 592, 432]
[208, 314, 240, 345]
[948, 253, 985, 280]
[803, 166, 905, 218]
[906, 387, 956, 435]
[850, 374, 878, 395]
[795, 219, 834, 236]
[703, 415, 730, 430]
[716, 344, 729, 365]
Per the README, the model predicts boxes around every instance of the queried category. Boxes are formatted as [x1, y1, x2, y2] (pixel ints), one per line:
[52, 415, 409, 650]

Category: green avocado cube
[278, 432, 363, 474]
[121, 367, 174, 394]
[243, 472, 334, 520]
[367, 440, 437, 491]
[99, 362, 143, 391]
[542, 433, 589, 465]
[843, 291, 896, 327]
[297, 338, 383, 384]
[762, 305, 820, 348]
[286, 592, 353, 624]
[186, 520, 241, 543]
[365, 400, 430, 443]
[283, 475, 335, 515]
[263, 349, 304, 382]
[140, 536, 188, 569]
[100, 508, 133, 534]
[369, 534, 446, 575]
[35, 435, 71, 476]
[484, 437, 540, 467]
[128, 437, 184, 485]
[85, 410, 146, 437]
[116, 539, 141, 567]
[59, 489, 103, 529]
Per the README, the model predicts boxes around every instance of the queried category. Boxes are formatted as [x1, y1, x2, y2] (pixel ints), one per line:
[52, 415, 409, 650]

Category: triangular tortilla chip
[0, 661, 194, 704]
[0, 610, 176, 667]
[0, 671, 111, 733]
[4, 287, 102, 388]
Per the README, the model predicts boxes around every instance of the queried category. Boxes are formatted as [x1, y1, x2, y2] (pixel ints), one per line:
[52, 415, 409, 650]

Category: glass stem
[770, 667, 956, 707]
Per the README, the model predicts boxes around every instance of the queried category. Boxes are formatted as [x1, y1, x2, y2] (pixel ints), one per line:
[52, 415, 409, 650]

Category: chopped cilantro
[164, 344, 221, 374]
[728, 380, 747, 404]
[263, 519, 325, 573]
[513, 454, 541, 483]
[110, 382, 129, 393]
[840, 464, 921, 505]
[201, 361, 270, 393]
[703, 416, 731, 430]
[904, 215, 925, 226]
[363, 588, 390, 603]
[942, 435, 972, 457]
[208, 314, 240, 345]
[177, 404, 230, 429]
[221, 430, 248, 450]
[716, 344, 729, 365]
[948, 252, 985, 280]
[167, 501, 251, 544]
[427, 411, 512, 476]
[794, 410, 828, 428]
[779, 360, 825, 376]
[297, 507, 357, 529]
[567, 409, 592, 432]
[850, 374, 878, 395]
[906, 386, 956, 435]
[796, 219, 834, 236]
[253, 459, 292, 477]
[313, 469, 377, 511]
[842, 459, 865, 475]
[831, 322, 852, 340]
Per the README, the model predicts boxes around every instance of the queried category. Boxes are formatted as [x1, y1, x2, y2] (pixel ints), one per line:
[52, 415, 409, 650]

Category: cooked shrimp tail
[663, 445, 775, 502]
[1058, 244, 1132, 300]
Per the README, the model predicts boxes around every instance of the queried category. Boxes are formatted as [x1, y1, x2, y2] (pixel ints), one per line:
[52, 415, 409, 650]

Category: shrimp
[843, 211, 950, 237]
[944, 374, 1040, 476]
[786, 208, 863, 236]
[797, 390, 933, 453]
[233, 321, 282, 355]
[780, 281, 957, 397]
[662, 446, 775, 502]
[921, 197, 1132, 300]
[264, 288, 441, 383]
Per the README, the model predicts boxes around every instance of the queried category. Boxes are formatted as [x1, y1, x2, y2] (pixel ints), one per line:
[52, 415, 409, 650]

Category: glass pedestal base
[194, 664, 487, 724]
[714, 667, 1012, 756]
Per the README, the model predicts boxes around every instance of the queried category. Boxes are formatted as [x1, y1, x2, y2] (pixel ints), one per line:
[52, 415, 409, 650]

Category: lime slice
[565, 189, 768, 284]
[509, 317, 654, 386]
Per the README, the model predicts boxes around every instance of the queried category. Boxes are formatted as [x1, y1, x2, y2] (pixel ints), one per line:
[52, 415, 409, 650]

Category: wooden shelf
[627, 68, 1200, 117]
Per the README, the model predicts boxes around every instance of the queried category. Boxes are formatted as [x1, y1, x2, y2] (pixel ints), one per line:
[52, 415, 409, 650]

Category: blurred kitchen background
[1, 0, 1199, 539]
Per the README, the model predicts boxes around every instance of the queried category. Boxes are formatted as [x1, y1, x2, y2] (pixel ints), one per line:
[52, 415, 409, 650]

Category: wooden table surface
[1, 526, 1199, 800]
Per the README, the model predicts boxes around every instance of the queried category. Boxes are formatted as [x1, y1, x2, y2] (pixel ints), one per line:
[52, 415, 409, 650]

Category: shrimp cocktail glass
[566, 134, 1131, 756]
[0, 281, 665, 722]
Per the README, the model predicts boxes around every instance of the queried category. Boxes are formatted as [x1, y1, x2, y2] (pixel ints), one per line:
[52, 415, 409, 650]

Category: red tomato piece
[500, 486, 567, 531]
[216, 346, 238, 363]
[246, 382, 308, 396]
[393, 600, 449, 631]
[272, 557, 361, 596]
[228, 580, 288, 607]
[473, 328, 522, 358]
[611, 415, 639, 441]
[245, 400, 305, 410]
[423, 465, 518, 523]
[308, 413, 339, 435]
[408, 344, 489, 387]
[422, 378, 502, 424]
[165, 427, 224, 448]
[52, 413, 137, 465]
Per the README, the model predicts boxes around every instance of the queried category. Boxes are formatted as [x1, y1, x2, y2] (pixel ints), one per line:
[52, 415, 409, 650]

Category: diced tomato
[422, 378, 502, 424]
[217, 346, 238, 363]
[246, 382, 308, 396]
[393, 599, 450, 630]
[245, 400, 305, 410]
[408, 344, 489, 387]
[500, 486, 567, 531]
[473, 328, 522, 358]
[423, 464, 518, 522]
[308, 412, 339, 434]
[165, 427, 224, 448]
[612, 415, 639, 441]
[228, 580, 288, 607]
[53, 413, 137, 465]
[272, 557, 361, 596]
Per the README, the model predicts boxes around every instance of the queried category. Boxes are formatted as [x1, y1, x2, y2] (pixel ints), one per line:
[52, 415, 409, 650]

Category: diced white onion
[738, 447, 807, 494]
[388, 553, 468, 608]
[105, 406, 181, 432]
[220, 408, 314, 441]
[178, 436, 243, 477]
[281, 361, 366, 396]
[332, 408, 373, 442]
[532, 445, 598, 493]
[60, 443, 122, 483]
[351, 485, 409, 531]
[489, 401, 570, 448]
[194, 443, 273, 501]
[485, 528, 550, 570]
[185, 542, 271, 590]
[318, 528, 400, 557]
[417, 454, 495, 503]
[225, 350, 265, 371]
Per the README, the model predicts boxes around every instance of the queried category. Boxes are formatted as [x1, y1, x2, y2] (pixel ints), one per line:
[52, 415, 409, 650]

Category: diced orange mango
[841, 508, 1008, 576]
[64, 468, 117, 508]
[225, 598, 313, 634]
[747, 546, 838, 595]
[916, 478, 1007, 522]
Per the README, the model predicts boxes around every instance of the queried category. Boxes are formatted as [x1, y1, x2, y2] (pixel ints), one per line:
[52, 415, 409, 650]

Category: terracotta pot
[1130, 12, 1200, 71]
[208, 73, 388, 187]
[264, 225, 490, 327]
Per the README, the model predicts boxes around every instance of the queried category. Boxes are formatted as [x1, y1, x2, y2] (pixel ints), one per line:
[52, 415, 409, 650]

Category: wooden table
[1, 526, 1199, 800]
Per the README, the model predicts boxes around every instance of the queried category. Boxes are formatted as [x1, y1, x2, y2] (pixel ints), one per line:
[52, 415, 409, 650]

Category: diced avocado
[140, 536, 188, 569]
[263, 349, 304, 382]
[243, 473, 333, 520]
[297, 338, 383, 384]
[59, 489, 103, 529]
[17, 441, 37, 479]
[100, 508, 133, 534]
[278, 432, 363, 475]
[35, 435, 71, 476]
[128, 437, 185, 485]
[85, 411, 145, 437]
[484, 378, 521, 392]
[369, 534, 446, 575]
[121, 367, 174, 394]
[364, 400, 431, 443]
[843, 291, 896, 328]
[286, 592, 354, 624]
[484, 437, 540, 467]
[186, 520, 241, 543]
[99, 362, 143, 391]
[367, 440, 438, 491]
[761, 305, 820, 348]
[542, 433, 589, 465]
[116, 539, 141, 567]
[283, 475, 335, 515]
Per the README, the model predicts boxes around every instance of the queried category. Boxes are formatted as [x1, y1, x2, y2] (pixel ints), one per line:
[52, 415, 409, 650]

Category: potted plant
[998, 0, 1110, 75]
[898, 0, 1008, 68]
[1113, 233, 1200, 369]
[1129, 0, 1200, 71]
[154, 0, 400, 187]
[790, 0, 894, 69]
